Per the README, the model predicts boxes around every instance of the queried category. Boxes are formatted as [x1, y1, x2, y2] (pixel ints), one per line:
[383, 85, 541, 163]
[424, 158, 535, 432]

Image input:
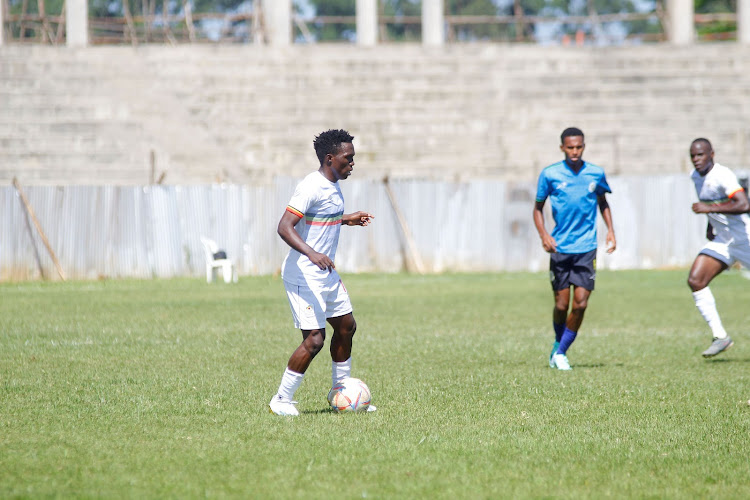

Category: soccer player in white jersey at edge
[269, 129, 375, 416]
[687, 138, 750, 358]
[533, 127, 616, 371]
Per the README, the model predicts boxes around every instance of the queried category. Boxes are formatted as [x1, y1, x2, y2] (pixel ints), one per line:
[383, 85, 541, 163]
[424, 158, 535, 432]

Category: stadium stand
[2, 43, 750, 186]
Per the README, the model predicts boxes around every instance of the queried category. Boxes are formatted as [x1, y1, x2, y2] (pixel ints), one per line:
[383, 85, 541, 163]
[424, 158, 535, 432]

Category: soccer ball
[328, 377, 371, 413]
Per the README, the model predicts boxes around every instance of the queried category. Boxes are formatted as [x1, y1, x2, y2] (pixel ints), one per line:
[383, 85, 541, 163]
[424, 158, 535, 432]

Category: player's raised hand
[344, 211, 374, 226]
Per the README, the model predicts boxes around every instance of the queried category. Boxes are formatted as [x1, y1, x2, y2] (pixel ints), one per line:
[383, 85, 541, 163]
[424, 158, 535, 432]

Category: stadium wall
[1, 175, 709, 281]
[2, 44, 750, 186]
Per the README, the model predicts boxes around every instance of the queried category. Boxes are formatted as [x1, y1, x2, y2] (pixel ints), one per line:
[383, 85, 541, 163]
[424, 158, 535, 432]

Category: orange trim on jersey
[286, 206, 304, 218]
[728, 187, 744, 199]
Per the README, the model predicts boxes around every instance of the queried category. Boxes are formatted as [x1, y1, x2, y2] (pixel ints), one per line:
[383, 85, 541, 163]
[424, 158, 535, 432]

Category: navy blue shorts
[549, 249, 597, 291]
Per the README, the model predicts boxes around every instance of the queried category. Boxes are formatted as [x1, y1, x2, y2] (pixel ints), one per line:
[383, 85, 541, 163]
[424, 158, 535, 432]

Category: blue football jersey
[535, 161, 611, 254]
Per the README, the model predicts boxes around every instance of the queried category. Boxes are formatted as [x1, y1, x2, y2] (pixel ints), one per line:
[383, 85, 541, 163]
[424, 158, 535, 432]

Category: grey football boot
[702, 336, 734, 358]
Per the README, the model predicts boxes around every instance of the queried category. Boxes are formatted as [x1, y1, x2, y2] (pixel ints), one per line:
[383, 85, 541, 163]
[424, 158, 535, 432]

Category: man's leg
[557, 286, 591, 355]
[551, 287, 570, 366]
[549, 253, 571, 366]
[688, 254, 732, 357]
[270, 328, 326, 416]
[328, 312, 375, 412]
[328, 313, 356, 386]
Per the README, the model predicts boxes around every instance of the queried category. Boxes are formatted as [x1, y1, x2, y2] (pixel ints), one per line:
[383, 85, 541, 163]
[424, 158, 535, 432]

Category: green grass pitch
[1, 270, 749, 498]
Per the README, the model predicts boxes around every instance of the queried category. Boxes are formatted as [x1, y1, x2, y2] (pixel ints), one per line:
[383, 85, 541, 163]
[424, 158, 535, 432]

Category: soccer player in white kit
[687, 138, 750, 358]
[269, 129, 375, 416]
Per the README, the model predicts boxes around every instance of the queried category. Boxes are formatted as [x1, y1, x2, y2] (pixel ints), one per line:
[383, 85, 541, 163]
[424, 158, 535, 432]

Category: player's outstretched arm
[533, 200, 557, 253]
[598, 195, 616, 253]
[342, 211, 374, 227]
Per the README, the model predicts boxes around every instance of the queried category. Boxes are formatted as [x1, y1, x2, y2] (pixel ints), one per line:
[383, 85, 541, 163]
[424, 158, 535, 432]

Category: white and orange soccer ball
[327, 377, 371, 413]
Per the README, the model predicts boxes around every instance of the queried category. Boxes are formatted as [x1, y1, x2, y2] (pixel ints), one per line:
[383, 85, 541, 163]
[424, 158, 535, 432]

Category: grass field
[2, 270, 749, 498]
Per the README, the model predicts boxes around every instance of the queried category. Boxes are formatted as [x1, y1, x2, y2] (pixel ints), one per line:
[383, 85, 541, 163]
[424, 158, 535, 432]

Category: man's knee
[304, 329, 326, 355]
[571, 296, 589, 315]
[342, 318, 357, 338]
[687, 274, 707, 292]
[554, 295, 569, 312]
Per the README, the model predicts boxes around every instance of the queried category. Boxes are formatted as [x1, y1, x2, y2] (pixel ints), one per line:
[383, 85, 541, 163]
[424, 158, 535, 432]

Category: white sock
[692, 287, 728, 339]
[332, 358, 352, 387]
[275, 367, 304, 401]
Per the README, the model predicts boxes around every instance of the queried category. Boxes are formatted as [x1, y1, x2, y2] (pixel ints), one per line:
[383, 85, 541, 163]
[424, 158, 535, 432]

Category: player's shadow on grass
[704, 357, 750, 363]
[302, 408, 377, 415]
[573, 362, 618, 369]
[302, 408, 338, 415]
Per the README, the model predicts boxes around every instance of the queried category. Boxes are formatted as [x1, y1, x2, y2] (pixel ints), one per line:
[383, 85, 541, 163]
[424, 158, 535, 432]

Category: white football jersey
[691, 163, 750, 242]
[281, 171, 344, 285]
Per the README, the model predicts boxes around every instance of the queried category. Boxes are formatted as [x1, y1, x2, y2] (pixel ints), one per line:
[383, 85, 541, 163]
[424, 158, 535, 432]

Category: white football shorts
[283, 278, 353, 330]
[700, 238, 750, 269]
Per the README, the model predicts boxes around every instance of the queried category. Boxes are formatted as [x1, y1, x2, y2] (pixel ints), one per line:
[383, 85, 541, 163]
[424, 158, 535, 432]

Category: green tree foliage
[381, 0, 422, 41]
[695, 0, 736, 38]
[447, 0, 509, 41]
[303, 0, 356, 41]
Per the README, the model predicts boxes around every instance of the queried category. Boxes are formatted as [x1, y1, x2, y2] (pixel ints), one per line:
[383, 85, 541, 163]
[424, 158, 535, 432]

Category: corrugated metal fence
[1, 175, 707, 281]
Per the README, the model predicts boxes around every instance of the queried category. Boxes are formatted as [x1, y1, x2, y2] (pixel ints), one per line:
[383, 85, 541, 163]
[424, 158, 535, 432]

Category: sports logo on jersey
[588, 181, 596, 193]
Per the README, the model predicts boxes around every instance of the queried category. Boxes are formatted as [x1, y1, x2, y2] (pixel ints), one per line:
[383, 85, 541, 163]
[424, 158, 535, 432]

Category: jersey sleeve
[720, 168, 744, 198]
[595, 171, 612, 196]
[535, 170, 551, 203]
[286, 178, 317, 218]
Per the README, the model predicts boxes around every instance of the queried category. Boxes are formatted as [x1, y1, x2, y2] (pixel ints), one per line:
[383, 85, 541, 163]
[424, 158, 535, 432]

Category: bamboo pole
[37, 0, 52, 43]
[183, 0, 195, 42]
[122, 0, 138, 46]
[12, 178, 66, 281]
[55, 0, 66, 44]
[142, 0, 150, 42]
[513, 0, 524, 42]
[252, 0, 263, 43]
[383, 176, 425, 274]
[19, 0, 28, 40]
[162, 0, 176, 45]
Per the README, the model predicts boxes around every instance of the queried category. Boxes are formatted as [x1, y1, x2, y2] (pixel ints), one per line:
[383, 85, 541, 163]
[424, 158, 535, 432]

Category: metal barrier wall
[1, 175, 707, 281]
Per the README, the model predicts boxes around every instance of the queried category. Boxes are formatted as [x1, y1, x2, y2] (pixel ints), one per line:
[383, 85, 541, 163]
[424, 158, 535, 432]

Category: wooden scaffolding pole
[12, 178, 67, 281]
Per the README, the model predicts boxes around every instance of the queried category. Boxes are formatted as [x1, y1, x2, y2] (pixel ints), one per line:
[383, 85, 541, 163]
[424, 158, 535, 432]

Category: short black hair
[561, 127, 584, 143]
[313, 129, 354, 164]
[691, 137, 713, 151]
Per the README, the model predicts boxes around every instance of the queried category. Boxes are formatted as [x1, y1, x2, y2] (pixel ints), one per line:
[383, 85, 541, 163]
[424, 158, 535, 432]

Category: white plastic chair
[200, 237, 237, 283]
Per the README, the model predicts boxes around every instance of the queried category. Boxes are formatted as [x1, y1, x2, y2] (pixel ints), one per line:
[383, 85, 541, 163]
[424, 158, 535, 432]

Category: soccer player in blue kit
[533, 128, 616, 370]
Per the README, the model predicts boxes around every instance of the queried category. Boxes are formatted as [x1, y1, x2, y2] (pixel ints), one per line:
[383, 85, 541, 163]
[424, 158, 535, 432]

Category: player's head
[561, 127, 584, 144]
[314, 129, 356, 181]
[690, 138, 714, 175]
[314, 129, 355, 165]
[560, 127, 585, 167]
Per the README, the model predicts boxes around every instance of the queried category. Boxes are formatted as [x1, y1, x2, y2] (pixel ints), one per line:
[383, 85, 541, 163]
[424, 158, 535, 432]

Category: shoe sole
[268, 405, 298, 417]
[702, 340, 734, 358]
